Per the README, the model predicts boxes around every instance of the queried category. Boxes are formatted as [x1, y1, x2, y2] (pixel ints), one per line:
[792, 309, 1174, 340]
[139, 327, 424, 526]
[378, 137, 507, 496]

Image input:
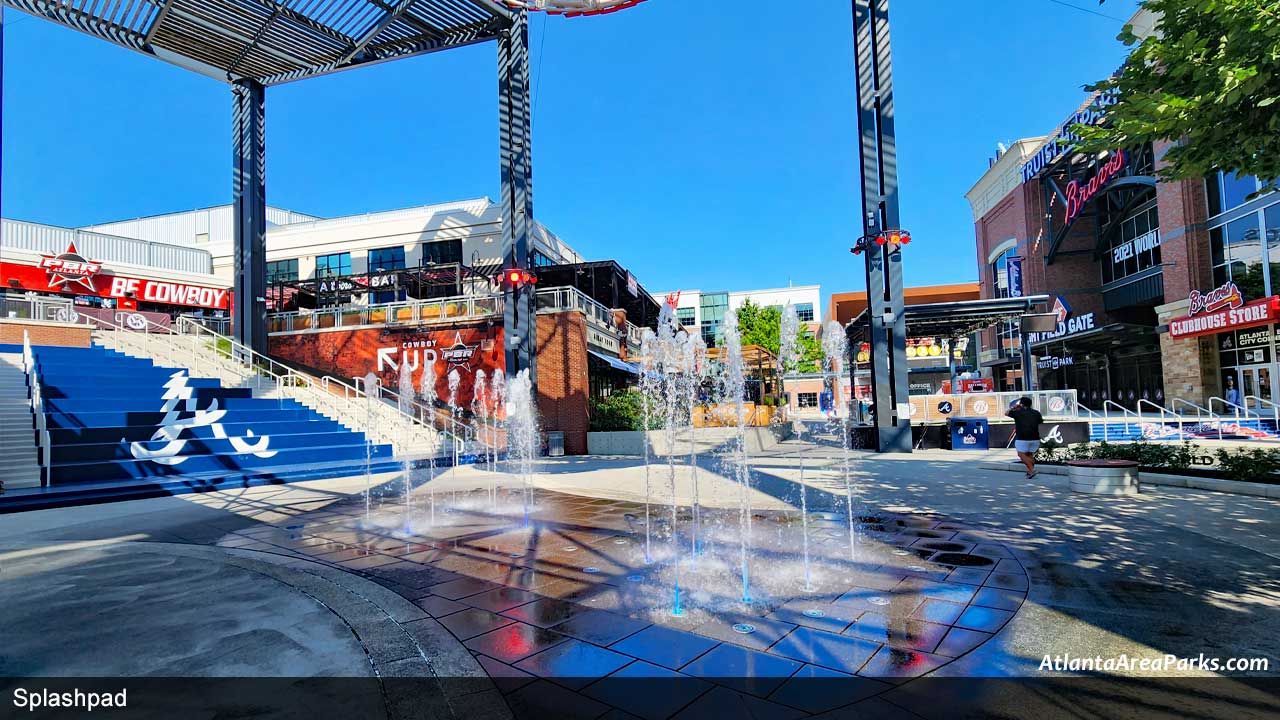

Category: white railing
[1172, 398, 1223, 441]
[3, 295, 77, 323]
[1137, 399, 1182, 441]
[1208, 396, 1261, 425]
[21, 330, 51, 485]
[1076, 402, 1102, 421]
[267, 294, 502, 333]
[1245, 395, 1280, 432]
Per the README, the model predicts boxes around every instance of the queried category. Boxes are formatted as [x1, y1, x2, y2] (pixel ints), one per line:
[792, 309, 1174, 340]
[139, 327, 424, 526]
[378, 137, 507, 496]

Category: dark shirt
[1008, 407, 1044, 441]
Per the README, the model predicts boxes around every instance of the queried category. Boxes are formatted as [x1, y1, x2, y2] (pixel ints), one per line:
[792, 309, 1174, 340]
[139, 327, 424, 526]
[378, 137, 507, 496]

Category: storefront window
[266, 259, 298, 283]
[1207, 170, 1261, 216]
[990, 248, 1020, 360]
[1211, 214, 1264, 299]
[424, 239, 462, 265]
[1267, 204, 1280, 298]
[1101, 205, 1160, 285]
[315, 252, 351, 278]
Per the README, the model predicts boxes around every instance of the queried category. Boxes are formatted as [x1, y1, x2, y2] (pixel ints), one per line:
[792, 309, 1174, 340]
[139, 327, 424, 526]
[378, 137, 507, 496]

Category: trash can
[948, 417, 989, 451]
[546, 431, 565, 457]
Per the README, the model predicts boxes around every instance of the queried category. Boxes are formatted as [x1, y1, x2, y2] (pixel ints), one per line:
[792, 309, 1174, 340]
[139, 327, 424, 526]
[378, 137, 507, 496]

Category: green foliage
[1044, 440, 1277, 480]
[589, 391, 660, 432]
[1214, 447, 1280, 481]
[735, 299, 824, 373]
[1077, 0, 1280, 189]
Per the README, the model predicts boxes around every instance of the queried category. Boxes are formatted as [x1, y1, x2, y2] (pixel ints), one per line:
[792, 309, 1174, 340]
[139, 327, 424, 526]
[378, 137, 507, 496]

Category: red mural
[269, 324, 505, 415]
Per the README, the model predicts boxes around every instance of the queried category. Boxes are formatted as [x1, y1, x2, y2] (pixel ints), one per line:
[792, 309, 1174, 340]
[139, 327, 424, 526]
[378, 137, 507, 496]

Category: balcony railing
[266, 287, 645, 353]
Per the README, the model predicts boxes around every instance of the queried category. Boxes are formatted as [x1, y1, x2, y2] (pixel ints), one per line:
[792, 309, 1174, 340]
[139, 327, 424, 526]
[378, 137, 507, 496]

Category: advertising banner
[75, 307, 173, 332]
[268, 324, 504, 414]
[1, 260, 229, 310]
[1006, 256, 1023, 298]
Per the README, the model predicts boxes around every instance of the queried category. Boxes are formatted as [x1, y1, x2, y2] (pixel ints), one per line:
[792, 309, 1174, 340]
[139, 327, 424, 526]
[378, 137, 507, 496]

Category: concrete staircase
[0, 353, 42, 490]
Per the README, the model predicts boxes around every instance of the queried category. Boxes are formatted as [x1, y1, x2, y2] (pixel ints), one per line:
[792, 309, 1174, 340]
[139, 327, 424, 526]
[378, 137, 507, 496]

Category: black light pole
[851, 0, 911, 453]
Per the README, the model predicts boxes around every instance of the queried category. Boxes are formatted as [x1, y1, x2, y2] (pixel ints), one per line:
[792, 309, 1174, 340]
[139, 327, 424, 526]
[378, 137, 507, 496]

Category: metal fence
[2, 294, 77, 323]
[905, 389, 1080, 425]
[267, 294, 502, 333]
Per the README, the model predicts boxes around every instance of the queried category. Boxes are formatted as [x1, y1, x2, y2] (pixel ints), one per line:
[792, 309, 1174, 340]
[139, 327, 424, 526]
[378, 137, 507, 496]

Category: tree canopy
[1076, 0, 1280, 190]
[734, 299, 823, 373]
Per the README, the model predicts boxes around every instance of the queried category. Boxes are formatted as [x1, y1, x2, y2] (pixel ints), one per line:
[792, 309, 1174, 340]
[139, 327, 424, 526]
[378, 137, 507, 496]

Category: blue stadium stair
[0, 343, 407, 512]
[1089, 418, 1280, 442]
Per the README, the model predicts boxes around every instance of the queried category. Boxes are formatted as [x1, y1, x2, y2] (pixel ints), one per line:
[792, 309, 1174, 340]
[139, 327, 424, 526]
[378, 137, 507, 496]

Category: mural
[130, 371, 277, 465]
[269, 323, 504, 415]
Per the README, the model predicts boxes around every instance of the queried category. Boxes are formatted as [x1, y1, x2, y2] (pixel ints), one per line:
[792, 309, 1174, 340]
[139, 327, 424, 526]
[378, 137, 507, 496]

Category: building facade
[967, 72, 1280, 412]
[661, 286, 821, 348]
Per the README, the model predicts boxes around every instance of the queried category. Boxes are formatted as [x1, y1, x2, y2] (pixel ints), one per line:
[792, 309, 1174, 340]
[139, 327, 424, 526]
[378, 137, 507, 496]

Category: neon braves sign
[1189, 281, 1243, 316]
[1064, 150, 1126, 224]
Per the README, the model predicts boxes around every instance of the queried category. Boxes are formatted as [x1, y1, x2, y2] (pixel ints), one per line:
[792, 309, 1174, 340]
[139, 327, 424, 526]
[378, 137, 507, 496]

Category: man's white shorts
[1014, 440, 1041, 453]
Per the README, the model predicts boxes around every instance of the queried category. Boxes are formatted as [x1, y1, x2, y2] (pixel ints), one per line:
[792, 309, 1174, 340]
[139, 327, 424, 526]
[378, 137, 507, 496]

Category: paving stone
[955, 605, 1015, 634]
[767, 626, 880, 675]
[583, 661, 713, 720]
[553, 609, 650, 646]
[672, 686, 806, 720]
[610, 624, 720, 670]
[440, 608, 517, 641]
[767, 664, 893, 714]
[513, 639, 633, 690]
[465, 623, 570, 665]
[681, 644, 803, 697]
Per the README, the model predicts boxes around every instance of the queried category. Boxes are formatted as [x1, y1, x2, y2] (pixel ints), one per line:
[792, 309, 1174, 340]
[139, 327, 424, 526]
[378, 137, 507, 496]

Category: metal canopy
[846, 295, 1051, 342]
[3, 0, 514, 85]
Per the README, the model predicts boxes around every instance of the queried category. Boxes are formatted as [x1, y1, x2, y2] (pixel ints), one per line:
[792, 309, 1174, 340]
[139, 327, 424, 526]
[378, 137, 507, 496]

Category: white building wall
[81, 205, 321, 249]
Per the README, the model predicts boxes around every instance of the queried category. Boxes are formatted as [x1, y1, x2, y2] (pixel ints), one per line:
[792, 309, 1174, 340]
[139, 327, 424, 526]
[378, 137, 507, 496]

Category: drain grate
[932, 552, 996, 568]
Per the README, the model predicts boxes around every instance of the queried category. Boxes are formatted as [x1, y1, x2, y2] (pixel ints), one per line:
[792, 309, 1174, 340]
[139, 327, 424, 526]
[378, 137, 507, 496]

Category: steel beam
[852, 0, 910, 452]
[498, 10, 535, 388]
[232, 79, 267, 354]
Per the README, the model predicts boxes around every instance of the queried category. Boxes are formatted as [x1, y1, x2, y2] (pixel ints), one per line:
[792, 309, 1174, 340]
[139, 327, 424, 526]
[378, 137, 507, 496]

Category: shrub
[589, 391, 661, 432]
[1213, 448, 1280, 482]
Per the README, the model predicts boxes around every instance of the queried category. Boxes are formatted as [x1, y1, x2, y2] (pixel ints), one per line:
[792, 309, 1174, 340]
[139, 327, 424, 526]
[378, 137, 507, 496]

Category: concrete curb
[979, 461, 1280, 499]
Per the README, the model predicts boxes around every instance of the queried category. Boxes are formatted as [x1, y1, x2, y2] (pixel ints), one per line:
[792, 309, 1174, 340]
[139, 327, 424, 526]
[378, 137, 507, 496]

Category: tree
[1076, 0, 1280, 190]
[734, 299, 824, 373]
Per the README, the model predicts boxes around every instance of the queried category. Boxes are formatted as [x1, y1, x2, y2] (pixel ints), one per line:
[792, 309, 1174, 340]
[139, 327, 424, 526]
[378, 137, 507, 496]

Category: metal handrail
[1208, 396, 1260, 424]
[1172, 398, 1223, 441]
[1244, 395, 1280, 433]
[1075, 402, 1101, 420]
[21, 330, 51, 485]
[1137, 399, 1181, 441]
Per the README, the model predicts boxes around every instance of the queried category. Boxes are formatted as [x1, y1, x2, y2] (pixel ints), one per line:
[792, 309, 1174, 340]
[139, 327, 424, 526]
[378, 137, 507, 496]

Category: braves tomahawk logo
[129, 371, 277, 465]
[40, 242, 102, 293]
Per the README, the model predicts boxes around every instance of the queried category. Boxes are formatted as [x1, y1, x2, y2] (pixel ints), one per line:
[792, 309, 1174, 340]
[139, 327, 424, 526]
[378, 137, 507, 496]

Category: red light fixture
[500, 269, 538, 288]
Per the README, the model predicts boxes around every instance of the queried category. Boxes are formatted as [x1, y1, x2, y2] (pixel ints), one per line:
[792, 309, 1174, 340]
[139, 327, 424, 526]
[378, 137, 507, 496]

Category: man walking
[1006, 397, 1044, 478]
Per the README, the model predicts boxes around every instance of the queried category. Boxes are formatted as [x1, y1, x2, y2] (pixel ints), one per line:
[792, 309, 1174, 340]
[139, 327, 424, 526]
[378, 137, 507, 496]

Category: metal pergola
[0, 0, 538, 382]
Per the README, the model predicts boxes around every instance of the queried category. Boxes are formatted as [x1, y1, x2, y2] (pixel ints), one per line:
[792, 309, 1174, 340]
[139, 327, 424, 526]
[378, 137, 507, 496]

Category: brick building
[966, 68, 1280, 412]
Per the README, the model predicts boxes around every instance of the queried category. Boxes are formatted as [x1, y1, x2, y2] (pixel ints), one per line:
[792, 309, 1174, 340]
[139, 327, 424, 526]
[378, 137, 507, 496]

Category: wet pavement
[2, 433, 1278, 719]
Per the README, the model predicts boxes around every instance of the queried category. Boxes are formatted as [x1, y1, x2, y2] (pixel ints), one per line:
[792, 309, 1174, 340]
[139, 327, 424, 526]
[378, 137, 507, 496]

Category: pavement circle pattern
[212, 485, 1029, 718]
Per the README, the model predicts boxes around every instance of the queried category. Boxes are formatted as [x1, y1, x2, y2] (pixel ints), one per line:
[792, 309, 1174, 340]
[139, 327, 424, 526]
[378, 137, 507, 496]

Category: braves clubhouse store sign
[1, 243, 228, 310]
[1169, 294, 1280, 339]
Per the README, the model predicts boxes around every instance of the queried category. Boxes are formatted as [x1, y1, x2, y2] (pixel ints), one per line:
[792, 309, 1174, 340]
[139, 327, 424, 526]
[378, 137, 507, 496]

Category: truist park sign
[1021, 91, 1118, 182]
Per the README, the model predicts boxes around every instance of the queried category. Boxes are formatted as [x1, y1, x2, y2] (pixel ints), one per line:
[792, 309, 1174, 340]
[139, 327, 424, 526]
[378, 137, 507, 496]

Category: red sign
[1169, 296, 1280, 339]
[1065, 150, 1126, 224]
[39, 243, 103, 293]
[1, 261, 229, 310]
[1189, 281, 1244, 316]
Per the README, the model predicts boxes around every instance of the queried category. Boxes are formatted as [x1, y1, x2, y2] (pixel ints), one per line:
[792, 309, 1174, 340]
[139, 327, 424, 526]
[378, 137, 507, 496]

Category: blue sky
[1, 0, 1139, 310]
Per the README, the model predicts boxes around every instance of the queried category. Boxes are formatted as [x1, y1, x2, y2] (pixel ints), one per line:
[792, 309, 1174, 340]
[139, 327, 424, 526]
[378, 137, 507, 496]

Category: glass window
[1267, 203, 1280, 297]
[990, 248, 1020, 360]
[367, 247, 405, 271]
[266, 259, 298, 283]
[1103, 205, 1160, 286]
[1219, 171, 1260, 214]
[1210, 214, 1265, 300]
[797, 392, 819, 408]
[676, 307, 696, 327]
[315, 252, 350, 278]
[531, 249, 556, 268]
[424, 240, 462, 265]
[795, 303, 815, 323]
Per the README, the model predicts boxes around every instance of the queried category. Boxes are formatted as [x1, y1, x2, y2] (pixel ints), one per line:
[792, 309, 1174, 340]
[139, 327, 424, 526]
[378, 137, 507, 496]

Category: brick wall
[536, 311, 590, 455]
[1154, 140, 1214, 299]
[1157, 299, 1219, 406]
[0, 320, 91, 347]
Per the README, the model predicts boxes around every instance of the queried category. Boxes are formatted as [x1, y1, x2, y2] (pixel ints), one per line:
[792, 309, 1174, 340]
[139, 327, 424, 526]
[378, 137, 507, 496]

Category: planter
[1067, 459, 1139, 496]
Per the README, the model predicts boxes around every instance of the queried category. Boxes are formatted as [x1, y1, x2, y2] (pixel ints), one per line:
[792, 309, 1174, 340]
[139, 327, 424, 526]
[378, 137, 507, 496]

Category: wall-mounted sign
[1064, 150, 1126, 224]
[1112, 229, 1162, 266]
[626, 272, 638, 297]
[1, 261, 229, 310]
[1169, 296, 1280, 339]
[1189, 281, 1244, 316]
[1007, 256, 1024, 298]
[1021, 92, 1118, 182]
[40, 243, 103, 293]
[1036, 354, 1075, 370]
[1236, 327, 1273, 349]
[1027, 312, 1097, 344]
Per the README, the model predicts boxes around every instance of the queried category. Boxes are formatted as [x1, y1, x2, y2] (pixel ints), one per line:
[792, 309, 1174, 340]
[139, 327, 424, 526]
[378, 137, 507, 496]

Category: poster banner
[75, 307, 173, 332]
[1006, 256, 1024, 298]
[268, 324, 504, 415]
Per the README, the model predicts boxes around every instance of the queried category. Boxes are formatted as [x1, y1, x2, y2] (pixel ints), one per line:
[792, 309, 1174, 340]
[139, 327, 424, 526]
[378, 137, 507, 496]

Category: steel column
[853, 0, 910, 452]
[498, 10, 535, 388]
[232, 79, 267, 354]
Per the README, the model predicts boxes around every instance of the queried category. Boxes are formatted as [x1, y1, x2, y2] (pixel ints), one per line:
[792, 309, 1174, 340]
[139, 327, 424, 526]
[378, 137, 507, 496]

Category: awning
[588, 349, 640, 375]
